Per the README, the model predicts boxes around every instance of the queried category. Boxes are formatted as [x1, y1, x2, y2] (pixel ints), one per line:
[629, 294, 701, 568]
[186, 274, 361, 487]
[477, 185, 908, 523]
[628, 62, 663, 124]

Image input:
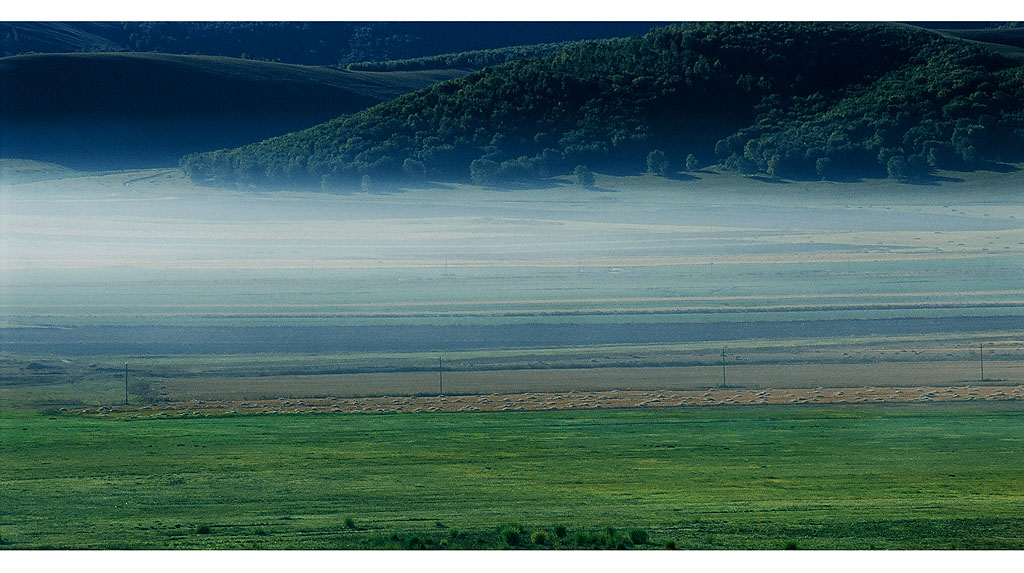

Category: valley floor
[1, 167, 1022, 549]
[3, 402, 1024, 549]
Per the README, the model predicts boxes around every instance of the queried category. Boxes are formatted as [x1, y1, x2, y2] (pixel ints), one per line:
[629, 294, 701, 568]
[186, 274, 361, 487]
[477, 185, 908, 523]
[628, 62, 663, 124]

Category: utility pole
[721, 348, 727, 389]
[124, 362, 129, 405]
[980, 343, 985, 382]
[439, 356, 444, 396]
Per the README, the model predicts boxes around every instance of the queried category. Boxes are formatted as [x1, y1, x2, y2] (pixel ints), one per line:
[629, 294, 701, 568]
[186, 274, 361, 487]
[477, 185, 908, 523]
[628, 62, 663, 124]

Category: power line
[721, 348, 727, 388]
[980, 343, 985, 382]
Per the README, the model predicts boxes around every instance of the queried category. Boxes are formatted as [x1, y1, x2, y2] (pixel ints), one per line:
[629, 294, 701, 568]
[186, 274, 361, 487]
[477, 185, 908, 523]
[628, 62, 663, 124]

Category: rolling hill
[180, 22, 1024, 189]
[1, 22, 665, 66]
[934, 27, 1024, 63]
[0, 52, 465, 169]
[0, 22, 124, 56]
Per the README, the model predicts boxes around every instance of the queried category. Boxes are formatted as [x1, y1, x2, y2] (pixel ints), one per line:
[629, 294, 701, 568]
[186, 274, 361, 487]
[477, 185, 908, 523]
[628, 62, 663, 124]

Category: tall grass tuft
[627, 528, 649, 545]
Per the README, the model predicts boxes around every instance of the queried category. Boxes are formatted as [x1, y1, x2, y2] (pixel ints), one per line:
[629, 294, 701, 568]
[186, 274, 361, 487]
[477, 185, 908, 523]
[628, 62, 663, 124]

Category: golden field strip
[80, 383, 1024, 416]
[153, 360, 1022, 402]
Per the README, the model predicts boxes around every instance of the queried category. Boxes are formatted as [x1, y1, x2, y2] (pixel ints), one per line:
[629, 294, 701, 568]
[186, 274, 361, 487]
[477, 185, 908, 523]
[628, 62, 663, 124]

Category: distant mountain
[0, 22, 666, 66]
[0, 52, 465, 169]
[181, 22, 1024, 189]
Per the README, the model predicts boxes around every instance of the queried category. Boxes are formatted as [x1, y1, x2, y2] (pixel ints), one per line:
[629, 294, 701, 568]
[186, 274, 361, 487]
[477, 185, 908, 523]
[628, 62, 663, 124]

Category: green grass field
[3, 403, 1024, 549]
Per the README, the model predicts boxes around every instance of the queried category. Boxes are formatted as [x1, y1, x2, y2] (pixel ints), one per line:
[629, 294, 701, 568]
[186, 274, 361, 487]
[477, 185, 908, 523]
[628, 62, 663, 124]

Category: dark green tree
[646, 150, 670, 176]
[401, 158, 426, 181]
[815, 157, 834, 180]
[886, 155, 910, 181]
[360, 174, 375, 192]
[470, 158, 501, 187]
[573, 164, 595, 188]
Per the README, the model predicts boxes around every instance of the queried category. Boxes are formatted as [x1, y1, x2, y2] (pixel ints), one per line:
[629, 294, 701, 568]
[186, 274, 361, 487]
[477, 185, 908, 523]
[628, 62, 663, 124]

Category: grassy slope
[0, 22, 666, 66]
[0, 159, 79, 185]
[0, 53, 465, 169]
[0, 22, 124, 56]
[1, 404, 1023, 549]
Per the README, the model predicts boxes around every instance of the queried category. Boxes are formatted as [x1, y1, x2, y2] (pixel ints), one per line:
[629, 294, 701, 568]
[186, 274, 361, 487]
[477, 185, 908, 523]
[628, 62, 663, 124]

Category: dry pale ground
[79, 383, 1024, 416]
[152, 360, 1022, 402]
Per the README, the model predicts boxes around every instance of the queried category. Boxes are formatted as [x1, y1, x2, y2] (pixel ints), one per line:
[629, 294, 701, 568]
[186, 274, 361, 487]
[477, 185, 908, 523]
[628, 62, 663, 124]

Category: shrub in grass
[588, 526, 630, 549]
[344, 517, 356, 529]
[448, 527, 461, 540]
[502, 528, 521, 546]
[665, 540, 677, 550]
[367, 535, 393, 549]
[785, 541, 798, 550]
[530, 530, 549, 545]
[0, 532, 7, 545]
[254, 527, 268, 536]
[498, 523, 523, 546]
[195, 524, 212, 534]
[627, 528, 649, 545]
[603, 530, 628, 550]
[554, 525, 568, 539]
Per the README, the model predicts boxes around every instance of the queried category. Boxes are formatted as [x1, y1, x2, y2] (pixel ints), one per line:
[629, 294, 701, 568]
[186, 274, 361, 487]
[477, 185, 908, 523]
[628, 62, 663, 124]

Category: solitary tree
[470, 158, 501, 187]
[685, 153, 700, 172]
[886, 155, 910, 181]
[402, 158, 426, 181]
[735, 156, 759, 175]
[646, 150, 670, 176]
[815, 157, 834, 180]
[573, 164, 595, 188]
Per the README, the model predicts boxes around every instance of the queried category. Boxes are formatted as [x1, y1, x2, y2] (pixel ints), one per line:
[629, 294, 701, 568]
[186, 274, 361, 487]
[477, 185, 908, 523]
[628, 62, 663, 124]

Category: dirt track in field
[78, 384, 1024, 416]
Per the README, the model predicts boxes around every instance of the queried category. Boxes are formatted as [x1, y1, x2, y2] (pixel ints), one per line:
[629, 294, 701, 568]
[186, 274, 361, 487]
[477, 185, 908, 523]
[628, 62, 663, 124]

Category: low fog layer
[2, 169, 1022, 356]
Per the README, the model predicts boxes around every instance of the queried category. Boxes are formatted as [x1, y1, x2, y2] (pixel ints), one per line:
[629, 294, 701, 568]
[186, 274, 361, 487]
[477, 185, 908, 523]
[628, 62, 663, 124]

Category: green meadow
[3, 403, 1024, 550]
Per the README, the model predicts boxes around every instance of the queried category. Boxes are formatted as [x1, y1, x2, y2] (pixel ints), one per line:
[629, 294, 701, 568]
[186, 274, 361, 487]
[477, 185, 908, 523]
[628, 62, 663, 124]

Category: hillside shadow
[665, 172, 699, 182]
[935, 161, 1019, 175]
[895, 175, 964, 187]
[746, 175, 791, 184]
[978, 161, 1018, 173]
[399, 181, 457, 191]
[483, 179, 566, 192]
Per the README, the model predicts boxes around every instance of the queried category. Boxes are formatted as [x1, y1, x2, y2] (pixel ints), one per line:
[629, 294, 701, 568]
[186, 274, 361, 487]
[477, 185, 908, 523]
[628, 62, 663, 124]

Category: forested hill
[344, 42, 573, 72]
[181, 23, 1024, 189]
